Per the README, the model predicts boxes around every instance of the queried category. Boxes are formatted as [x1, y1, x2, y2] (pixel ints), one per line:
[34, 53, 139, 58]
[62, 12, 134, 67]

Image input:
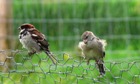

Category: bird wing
[27, 28, 57, 64]
[78, 42, 86, 57]
[94, 38, 106, 58]
[28, 29, 49, 49]
[29, 29, 45, 41]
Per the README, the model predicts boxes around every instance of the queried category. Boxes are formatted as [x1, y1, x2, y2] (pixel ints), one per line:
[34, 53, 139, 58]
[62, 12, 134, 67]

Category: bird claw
[28, 51, 36, 56]
[100, 72, 105, 76]
[86, 59, 90, 65]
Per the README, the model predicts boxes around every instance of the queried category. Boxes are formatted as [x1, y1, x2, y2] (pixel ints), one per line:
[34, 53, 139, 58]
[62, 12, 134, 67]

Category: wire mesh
[0, 50, 140, 84]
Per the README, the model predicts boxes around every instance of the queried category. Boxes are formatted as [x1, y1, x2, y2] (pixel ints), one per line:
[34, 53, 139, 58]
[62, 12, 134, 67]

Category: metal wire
[0, 50, 139, 83]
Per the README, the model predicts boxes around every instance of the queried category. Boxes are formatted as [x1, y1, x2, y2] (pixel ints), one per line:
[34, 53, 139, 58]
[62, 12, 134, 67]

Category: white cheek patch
[32, 34, 38, 37]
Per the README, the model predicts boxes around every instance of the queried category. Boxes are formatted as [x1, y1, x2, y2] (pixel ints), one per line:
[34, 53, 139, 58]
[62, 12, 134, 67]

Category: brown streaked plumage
[19, 23, 57, 64]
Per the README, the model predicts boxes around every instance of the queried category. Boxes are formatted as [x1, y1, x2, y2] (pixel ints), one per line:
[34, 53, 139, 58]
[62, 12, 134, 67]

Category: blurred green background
[1, 0, 140, 84]
[12, 0, 140, 51]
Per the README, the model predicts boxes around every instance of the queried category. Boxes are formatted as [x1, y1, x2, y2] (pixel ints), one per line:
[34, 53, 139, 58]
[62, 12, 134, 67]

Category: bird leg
[96, 60, 105, 75]
[86, 59, 90, 65]
[28, 51, 36, 56]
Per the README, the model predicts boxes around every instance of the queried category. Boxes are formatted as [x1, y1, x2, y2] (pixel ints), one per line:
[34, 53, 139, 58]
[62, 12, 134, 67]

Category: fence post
[0, 0, 13, 72]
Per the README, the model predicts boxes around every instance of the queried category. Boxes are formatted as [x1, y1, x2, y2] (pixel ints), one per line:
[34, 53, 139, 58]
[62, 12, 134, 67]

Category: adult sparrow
[78, 31, 107, 75]
[18, 23, 57, 64]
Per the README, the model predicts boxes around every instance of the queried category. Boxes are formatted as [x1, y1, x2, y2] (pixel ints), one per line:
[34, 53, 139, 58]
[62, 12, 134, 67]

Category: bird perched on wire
[18, 23, 57, 65]
[78, 31, 107, 75]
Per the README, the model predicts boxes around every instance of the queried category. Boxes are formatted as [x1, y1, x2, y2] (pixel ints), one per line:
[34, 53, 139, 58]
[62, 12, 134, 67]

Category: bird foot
[100, 72, 105, 76]
[28, 51, 36, 56]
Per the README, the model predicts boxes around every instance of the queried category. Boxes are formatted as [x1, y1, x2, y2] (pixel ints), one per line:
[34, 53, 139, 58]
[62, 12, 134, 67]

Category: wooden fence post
[0, 0, 13, 72]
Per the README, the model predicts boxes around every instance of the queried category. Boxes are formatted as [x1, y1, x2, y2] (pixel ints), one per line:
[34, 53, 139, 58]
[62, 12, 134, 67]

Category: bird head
[18, 23, 35, 30]
[81, 31, 95, 44]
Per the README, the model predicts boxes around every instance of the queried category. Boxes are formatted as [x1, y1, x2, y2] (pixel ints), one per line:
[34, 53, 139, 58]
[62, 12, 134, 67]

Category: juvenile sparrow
[18, 23, 57, 64]
[78, 31, 107, 75]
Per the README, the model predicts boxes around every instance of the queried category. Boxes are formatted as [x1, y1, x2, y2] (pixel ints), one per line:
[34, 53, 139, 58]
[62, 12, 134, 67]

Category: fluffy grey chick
[78, 31, 107, 75]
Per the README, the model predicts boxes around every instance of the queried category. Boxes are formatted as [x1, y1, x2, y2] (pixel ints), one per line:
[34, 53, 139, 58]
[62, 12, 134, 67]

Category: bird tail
[45, 51, 58, 65]
[98, 63, 105, 75]
[97, 60, 105, 75]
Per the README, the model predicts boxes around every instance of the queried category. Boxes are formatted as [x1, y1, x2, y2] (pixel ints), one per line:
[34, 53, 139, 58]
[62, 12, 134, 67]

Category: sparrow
[78, 31, 107, 75]
[18, 23, 57, 65]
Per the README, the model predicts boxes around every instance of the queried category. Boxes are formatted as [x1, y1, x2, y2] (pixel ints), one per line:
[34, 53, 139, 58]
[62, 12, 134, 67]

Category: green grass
[0, 50, 140, 84]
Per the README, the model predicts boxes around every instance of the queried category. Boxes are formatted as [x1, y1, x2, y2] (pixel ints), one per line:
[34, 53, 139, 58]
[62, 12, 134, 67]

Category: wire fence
[0, 50, 140, 84]
[0, 0, 140, 84]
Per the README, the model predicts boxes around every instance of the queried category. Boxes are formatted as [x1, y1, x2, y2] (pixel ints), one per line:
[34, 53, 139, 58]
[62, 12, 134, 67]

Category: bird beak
[18, 27, 21, 30]
[83, 40, 88, 44]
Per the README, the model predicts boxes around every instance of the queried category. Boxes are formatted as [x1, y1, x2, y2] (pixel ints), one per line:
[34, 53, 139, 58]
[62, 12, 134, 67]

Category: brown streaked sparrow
[18, 23, 57, 64]
[78, 31, 107, 75]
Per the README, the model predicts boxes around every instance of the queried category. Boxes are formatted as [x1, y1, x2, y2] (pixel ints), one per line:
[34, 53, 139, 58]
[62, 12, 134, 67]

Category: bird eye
[85, 36, 88, 39]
